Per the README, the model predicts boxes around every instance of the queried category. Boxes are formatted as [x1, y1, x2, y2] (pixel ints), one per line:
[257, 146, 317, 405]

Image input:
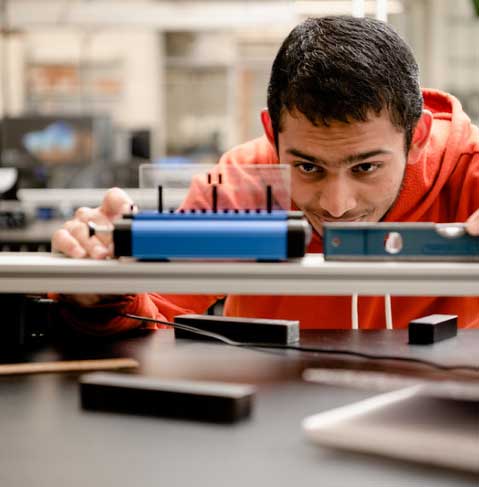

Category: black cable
[121, 313, 479, 373]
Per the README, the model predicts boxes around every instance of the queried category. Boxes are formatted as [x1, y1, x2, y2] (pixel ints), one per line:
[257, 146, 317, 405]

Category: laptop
[302, 377, 479, 473]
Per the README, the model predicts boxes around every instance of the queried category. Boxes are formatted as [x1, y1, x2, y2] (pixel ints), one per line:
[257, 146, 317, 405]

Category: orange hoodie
[64, 89, 479, 334]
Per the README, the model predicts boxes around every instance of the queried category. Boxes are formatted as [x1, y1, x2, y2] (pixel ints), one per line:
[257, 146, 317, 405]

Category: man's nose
[318, 177, 357, 218]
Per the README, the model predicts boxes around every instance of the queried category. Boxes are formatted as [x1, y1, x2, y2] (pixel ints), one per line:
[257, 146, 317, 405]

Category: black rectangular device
[80, 372, 256, 423]
[408, 314, 458, 345]
[1, 294, 53, 348]
[173, 314, 300, 344]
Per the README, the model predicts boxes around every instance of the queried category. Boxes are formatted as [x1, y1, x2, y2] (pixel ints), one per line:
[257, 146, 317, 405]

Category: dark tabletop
[0, 329, 478, 487]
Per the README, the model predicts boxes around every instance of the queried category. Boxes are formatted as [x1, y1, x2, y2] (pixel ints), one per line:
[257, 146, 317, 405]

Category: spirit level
[323, 222, 479, 261]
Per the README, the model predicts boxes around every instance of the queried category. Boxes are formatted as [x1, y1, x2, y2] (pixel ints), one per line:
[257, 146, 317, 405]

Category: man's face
[277, 110, 408, 236]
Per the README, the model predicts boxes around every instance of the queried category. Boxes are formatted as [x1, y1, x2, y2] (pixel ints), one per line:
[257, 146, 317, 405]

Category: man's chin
[310, 216, 374, 237]
[310, 223, 324, 238]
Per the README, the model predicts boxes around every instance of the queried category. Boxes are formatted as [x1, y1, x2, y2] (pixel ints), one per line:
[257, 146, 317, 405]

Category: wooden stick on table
[0, 358, 139, 376]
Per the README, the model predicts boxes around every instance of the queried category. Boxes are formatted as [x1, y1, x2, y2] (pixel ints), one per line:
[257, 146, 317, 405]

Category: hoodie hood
[305, 89, 479, 252]
[384, 88, 479, 223]
[85, 90, 479, 334]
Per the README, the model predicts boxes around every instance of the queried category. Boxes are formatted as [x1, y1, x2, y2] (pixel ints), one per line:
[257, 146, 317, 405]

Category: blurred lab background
[0, 0, 478, 243]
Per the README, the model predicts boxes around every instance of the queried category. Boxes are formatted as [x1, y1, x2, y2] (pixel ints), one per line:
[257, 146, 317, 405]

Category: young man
[52, 16, 479, 333]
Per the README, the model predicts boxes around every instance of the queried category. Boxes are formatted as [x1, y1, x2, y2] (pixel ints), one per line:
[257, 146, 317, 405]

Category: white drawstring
[385, 294, 393, 330]
[351, 293, 359, 330]
[352, 294, 393, 330]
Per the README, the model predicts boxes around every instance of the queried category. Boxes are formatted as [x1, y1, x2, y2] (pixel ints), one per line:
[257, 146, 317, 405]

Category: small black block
[80, 372, 255, 423]
[174, 314, 300, 344]
[408, 314, 458, 345]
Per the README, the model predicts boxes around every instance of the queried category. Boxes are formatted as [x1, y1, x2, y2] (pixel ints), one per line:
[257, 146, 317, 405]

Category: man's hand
[52, 187, 134, 259]
[51, 187, 135, 307]
[465, 209, 479, 236]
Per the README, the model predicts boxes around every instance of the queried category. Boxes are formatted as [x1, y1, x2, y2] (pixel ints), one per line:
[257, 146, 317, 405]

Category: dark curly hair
[267, 16, 423, 152]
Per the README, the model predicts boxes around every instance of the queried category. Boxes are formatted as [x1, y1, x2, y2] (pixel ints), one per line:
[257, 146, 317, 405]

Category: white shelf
[1, 253, 479, 296]
[18, 188, 187, 210]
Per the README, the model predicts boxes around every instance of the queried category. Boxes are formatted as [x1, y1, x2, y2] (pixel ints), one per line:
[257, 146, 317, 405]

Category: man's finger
[466, 219, 479, 236]
[101, 187, 135, 219]
[74, 206, 96, 223]
[72, 207, 113, 247]
[51, 228, 87, 258]
[63, 220, 111, 258]
[465, 209, 479, 236]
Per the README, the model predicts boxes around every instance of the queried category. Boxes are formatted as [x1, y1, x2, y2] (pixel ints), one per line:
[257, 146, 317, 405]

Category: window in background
[445, 0, 479, 123]
[235, 32, 283, 143]
[163, 29, 287, 164]
[25, 61, 123, 115]
[164, 32, 231, 165]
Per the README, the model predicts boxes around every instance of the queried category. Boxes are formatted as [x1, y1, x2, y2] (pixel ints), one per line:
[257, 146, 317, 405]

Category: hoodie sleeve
[55, 292, 221, 336]
[467, 153, 479, 213]
[54, 137, 275, 336]
[452, 152, 479, 220]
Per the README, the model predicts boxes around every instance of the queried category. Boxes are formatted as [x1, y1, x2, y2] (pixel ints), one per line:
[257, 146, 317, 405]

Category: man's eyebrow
[342, 149, 393, 164]
[286, 148, 323, 164]
[286, 148, 393, 165]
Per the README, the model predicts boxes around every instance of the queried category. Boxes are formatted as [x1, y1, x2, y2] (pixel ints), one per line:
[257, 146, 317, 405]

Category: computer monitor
[0, 115, 113, 188]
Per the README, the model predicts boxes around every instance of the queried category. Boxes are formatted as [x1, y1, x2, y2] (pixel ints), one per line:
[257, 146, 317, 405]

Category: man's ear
[261, 109, 276, 147]
[408, 109, 433, 163]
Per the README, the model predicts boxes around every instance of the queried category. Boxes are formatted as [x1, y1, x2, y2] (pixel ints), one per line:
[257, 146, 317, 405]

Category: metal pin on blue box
[90, 169, 311, 261]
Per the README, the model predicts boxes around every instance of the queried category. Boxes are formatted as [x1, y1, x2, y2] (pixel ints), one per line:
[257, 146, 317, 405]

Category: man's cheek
[291, 188, 316, 211]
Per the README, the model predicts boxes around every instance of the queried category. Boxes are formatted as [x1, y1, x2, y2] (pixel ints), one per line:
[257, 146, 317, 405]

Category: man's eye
[352, 163, 379, 174]
[296, 163, 321, 174]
